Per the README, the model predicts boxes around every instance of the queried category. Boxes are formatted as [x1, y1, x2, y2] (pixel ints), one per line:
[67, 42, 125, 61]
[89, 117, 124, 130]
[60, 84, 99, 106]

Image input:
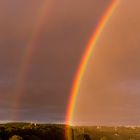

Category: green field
[0, 123, 140, 140]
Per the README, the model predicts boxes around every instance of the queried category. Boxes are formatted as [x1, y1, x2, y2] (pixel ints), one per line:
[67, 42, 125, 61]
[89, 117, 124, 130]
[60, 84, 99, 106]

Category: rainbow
[11, 1, 50, 121]
[10, 0, 120, 125]
[66, 0, 120, 125]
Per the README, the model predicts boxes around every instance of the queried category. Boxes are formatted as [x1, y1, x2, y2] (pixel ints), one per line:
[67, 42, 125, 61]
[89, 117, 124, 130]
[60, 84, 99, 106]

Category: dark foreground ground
[0, 123, 140, 140]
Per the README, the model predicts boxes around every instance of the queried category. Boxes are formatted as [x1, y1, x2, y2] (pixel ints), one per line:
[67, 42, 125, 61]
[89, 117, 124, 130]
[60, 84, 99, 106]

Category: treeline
[0, 123, 140, 140]
[0, 123, 66, 140]
[72, 126, 140, 140]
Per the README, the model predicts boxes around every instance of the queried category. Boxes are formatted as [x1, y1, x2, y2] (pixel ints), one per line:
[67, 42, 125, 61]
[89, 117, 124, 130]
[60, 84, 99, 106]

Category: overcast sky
[2, 0, 140, 126]
[0, 0, 110, 122]
[73, 0, 140, 125]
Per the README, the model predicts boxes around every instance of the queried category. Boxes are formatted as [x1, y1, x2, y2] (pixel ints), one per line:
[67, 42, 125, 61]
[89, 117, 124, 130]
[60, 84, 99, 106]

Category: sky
[0, 0, 110, 122]
[1, 0, 140, 126]
[72, 0, 140, 125]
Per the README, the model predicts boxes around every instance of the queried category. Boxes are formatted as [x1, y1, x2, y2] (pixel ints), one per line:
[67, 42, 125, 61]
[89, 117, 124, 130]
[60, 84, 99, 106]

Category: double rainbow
[11, 0, 120, 125]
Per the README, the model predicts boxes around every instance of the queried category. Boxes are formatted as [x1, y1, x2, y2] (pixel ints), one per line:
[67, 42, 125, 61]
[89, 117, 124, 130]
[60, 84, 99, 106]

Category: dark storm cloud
[0, 0, 111, 122]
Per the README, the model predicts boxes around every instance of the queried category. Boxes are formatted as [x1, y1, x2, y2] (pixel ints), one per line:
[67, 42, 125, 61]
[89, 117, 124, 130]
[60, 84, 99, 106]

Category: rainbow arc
[66, 0, 120, 125]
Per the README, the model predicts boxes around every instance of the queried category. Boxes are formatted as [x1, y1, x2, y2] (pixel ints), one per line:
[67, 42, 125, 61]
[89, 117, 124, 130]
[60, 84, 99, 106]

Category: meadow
[0, 123, 140, 140]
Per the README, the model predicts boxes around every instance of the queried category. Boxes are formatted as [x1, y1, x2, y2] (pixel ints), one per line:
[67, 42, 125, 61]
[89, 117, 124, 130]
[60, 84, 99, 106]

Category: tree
[77, 134, 91, 140]
[9, 135, 23, 140]
[100, 136, 108, 140]
[24, 135, 41, 140]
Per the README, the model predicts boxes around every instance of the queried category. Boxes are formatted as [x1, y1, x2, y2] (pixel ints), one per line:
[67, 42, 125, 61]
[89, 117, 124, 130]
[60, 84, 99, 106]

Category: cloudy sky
[1, 0, 140, 126]
[73, 0, 140, 125]
[0, 0, 110, 122]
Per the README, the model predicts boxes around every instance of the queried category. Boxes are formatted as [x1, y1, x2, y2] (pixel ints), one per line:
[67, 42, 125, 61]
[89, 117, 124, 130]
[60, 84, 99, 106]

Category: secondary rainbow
[66, 0, 120, 125]
[11, 1, 50, 121]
